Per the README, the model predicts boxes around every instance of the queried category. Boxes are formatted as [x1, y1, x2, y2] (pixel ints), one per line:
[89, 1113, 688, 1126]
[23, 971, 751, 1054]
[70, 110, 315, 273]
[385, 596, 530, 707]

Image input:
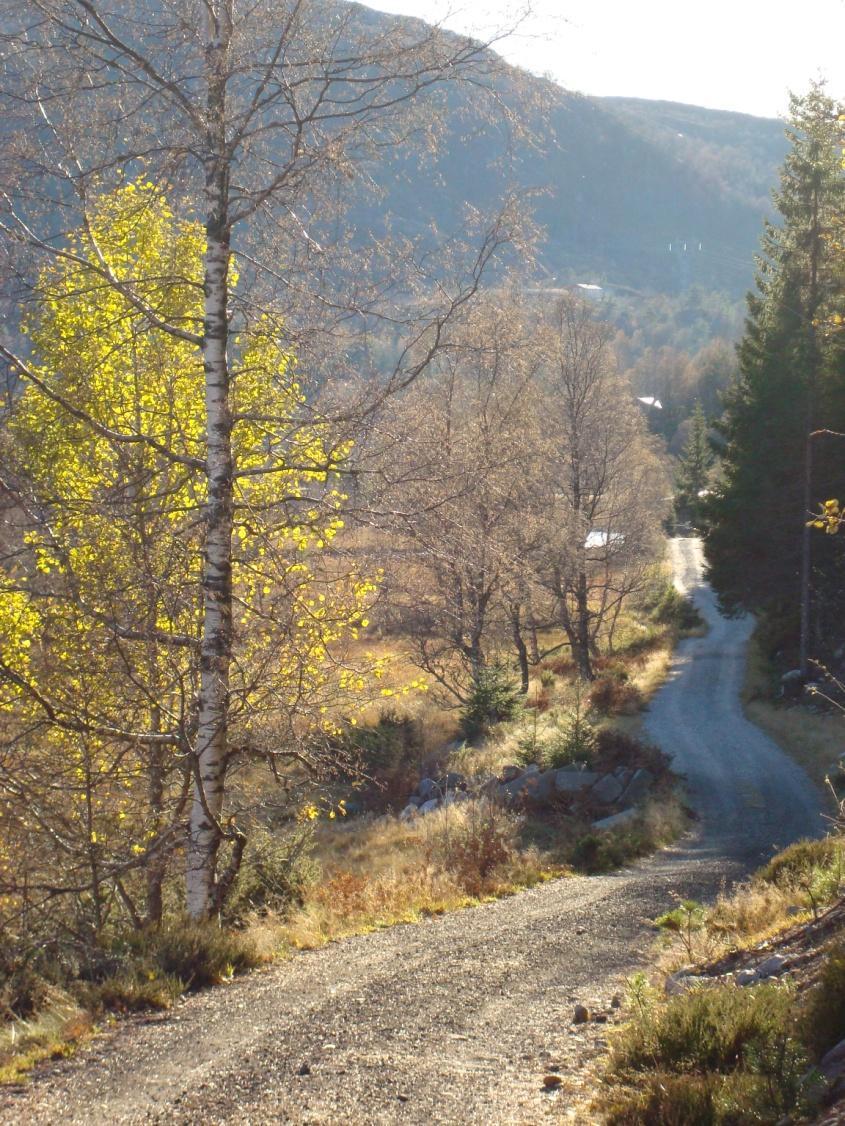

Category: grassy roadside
[743, 633, 845, 794]
[595, 835, 845, 1124]
[0, 576, 694, 1085]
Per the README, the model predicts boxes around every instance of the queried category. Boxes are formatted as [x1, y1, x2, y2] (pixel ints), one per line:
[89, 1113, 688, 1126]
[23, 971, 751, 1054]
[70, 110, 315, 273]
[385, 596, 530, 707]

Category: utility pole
[799, 168, 822, 678]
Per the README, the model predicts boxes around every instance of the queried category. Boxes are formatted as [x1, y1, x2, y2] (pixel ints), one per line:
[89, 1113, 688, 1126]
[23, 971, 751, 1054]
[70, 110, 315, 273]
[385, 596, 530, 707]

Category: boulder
[590, 774, 625, 804]
[501, 769, 557, 807]
[621, 768, 654, 806]
[418, 798, 440, 815]
[665, 969, 701, 995]
[736, 968, 758, 987]
[554, 769, 599, 795]
[417, 778, 439, 801]
[781, 668, 805, 699]
[756, 955, 788, 979]
[500, 764, 522, 783]
[399, 804, 418, 822]
[407, 794, 423, 807]
[440, 771, 467, 791]
[524, 763, 541, 775]
[820, 1037, 845, 1080]
[592, 807, 637, 831]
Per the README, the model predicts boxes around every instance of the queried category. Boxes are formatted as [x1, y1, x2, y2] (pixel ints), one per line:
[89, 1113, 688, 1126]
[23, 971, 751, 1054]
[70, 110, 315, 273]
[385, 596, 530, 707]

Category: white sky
[367, 0, 845, 118]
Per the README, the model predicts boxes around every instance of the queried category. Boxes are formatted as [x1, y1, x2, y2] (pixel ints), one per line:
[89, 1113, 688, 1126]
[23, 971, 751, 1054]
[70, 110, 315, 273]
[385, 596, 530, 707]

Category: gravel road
[2, 537, 825, 1125]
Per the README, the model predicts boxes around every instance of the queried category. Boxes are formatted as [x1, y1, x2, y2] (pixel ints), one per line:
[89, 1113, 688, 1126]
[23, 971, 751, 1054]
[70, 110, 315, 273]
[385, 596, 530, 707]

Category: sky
[368, 0, 845, 119]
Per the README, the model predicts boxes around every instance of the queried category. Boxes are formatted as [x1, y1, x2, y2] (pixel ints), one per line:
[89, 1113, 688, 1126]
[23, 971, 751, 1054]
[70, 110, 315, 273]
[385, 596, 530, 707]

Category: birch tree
[532, 297, 667, 679]
[0, 182, 380, 940]
[0, 0, 523, 918]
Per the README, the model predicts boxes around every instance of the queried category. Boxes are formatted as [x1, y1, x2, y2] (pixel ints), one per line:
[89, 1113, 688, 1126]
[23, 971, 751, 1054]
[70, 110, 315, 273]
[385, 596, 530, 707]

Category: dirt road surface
[1, 538, 824, 1125]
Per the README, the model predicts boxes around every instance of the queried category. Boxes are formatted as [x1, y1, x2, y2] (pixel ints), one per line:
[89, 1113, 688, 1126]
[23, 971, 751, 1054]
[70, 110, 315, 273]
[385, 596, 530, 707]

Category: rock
[665, 969, 698, 995]
[418, 798, 440, 815]
[453, 790, 471, 804]
[440, 771, 467, 791]
[621, 768, 654, 806]
[399, 804, 418, 822]
[786, 905, 804, 917]
[573, 1004, 590, 1023]
[736, 968, 757, 986]
[611, 994, 622, 1009]
[417, 778, 439, 801]
[555, 769, 599, 795]
[756, 955, 788, 979]
[297, 1062, 311, 1076]
[820, 1037, 845, 1079]
[407, 794, 423, 807]
[501, 769, 558, 807]
[592, 808, 637, 831]
[524, 763, 541, 774]
[781, 668, 805, 699]
[590, 774, 625, 804]
[542, 1075, 563, 1090]
[500, 764, 522, 783]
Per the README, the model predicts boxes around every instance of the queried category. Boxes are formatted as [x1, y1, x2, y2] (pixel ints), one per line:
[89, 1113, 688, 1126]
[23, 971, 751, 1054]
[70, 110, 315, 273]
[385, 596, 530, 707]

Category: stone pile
[398, 761, 654, 829]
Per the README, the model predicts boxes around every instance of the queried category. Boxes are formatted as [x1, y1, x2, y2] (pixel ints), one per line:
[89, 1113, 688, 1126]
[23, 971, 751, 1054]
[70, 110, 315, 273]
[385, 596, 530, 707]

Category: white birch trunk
[187, 4, 234, 920]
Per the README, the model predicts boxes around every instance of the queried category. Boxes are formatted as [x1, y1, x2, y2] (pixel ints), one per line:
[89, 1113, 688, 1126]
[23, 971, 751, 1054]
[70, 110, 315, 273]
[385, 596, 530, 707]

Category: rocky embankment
[398, 760, 656, 832]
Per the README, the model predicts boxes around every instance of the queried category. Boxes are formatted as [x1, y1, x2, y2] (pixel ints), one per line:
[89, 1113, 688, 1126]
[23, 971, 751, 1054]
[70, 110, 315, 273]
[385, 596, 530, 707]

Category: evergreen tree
[704, 85, 845, 659]
[675, 401, 714, 526]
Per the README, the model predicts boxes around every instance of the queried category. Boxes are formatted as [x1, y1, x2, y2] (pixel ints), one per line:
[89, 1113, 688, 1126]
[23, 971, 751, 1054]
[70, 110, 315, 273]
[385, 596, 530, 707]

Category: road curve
[645, 537, 824, 867]
[1, 539, 825, 1125]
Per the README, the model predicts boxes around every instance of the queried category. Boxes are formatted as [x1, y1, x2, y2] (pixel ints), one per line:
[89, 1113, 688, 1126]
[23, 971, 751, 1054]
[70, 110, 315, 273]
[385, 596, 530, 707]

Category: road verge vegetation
[743, 632, 845, 794]
[597, 833, 845, 1124]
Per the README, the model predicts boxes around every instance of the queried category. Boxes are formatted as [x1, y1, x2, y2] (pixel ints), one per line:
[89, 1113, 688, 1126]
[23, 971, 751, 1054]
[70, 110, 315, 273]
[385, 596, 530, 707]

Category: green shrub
[757, 836, 843, 889]
[655, 900, 707, 960]
[605, 1070, 800, 1126]
[515, 707, 597, 771]
[122, 921, 261, 991]
[613, 981, 800, 1076]
[92, 971, 185, 1012]
[459, 666, 523, 742]
[336, 712, 425, 811]
[0, 961, 53, 1022]
[225, 824, 320, 921]
[643, 577, 702, 629]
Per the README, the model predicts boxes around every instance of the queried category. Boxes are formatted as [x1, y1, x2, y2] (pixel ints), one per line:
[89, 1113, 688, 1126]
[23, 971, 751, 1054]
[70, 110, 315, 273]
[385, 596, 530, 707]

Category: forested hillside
[345, 5, 787, 298]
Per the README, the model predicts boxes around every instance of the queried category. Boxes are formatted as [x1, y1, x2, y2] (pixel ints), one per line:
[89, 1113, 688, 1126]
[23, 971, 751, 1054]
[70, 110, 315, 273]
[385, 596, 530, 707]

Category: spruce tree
[675, 401, 714, 527]
[704, 84, 845, 660]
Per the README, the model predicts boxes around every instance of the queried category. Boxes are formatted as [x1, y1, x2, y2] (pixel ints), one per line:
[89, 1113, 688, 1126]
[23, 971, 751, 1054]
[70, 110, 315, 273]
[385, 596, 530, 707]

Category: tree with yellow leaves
[0, 182, 377, 933]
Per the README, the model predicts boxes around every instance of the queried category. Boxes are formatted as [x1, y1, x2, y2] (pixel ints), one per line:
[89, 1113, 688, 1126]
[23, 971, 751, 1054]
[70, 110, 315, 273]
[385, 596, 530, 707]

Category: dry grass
[653, 837, 845, 977]
[743, 635, 845, 793]
[279, 800, 561, 950]
[0, 989, 92, 1084]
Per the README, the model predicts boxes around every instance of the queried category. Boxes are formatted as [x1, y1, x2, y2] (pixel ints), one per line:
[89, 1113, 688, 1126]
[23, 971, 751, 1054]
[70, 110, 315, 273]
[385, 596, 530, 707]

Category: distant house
[585, 530, 625, 550]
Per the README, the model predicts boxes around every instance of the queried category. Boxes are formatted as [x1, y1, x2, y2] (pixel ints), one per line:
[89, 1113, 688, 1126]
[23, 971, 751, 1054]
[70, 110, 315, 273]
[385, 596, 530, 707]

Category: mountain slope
[350, 5, 788, 297]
